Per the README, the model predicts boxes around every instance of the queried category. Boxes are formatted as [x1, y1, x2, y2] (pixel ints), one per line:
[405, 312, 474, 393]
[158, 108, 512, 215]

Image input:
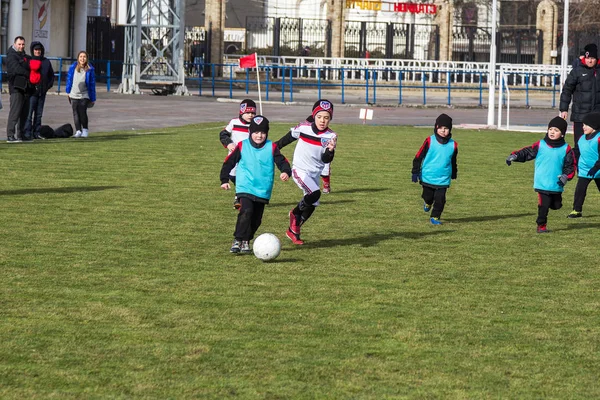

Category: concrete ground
[0, 88, 565, 140]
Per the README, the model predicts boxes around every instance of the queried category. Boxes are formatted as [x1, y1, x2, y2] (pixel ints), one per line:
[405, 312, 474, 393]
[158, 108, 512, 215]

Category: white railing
[223, 55, 569, 87]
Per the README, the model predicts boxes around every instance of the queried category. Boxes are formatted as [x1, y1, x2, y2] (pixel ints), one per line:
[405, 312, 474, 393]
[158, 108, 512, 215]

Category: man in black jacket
[6, 36, 30, 143]
[560, 43, 600, 156]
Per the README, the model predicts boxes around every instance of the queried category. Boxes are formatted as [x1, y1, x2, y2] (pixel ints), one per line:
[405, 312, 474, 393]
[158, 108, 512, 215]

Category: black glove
[411, 173, 419, 183]
[557, 174, 568, 187]
[506, 154, 517, 166]
[587, 167, 599, 177]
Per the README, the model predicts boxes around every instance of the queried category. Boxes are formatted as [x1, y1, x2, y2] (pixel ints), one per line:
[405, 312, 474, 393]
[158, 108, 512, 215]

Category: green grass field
[1, 123, 599, 399]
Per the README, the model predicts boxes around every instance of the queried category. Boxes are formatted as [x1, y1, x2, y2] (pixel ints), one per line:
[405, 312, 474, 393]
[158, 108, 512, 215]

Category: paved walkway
[1, 89, 564, 140]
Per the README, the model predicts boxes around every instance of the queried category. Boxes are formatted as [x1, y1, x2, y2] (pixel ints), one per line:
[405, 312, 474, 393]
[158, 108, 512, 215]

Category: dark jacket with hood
[6, 45, 30, 95]
[560, 60, 600, 122]
[29, 41, 55, 95]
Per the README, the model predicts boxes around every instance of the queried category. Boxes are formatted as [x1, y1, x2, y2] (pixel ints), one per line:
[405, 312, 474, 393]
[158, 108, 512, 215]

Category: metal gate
[86, 16, 125, 77]
[497, 29, 542, 64]
[245, 17, 331, 57]
[345, 21, 438, 59]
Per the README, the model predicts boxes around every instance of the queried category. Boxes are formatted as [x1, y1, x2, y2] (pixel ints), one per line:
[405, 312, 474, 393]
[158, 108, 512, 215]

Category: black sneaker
[6, 136, 21, 143]
[240, 241, 251, 254]
[230, 239, 241, 253]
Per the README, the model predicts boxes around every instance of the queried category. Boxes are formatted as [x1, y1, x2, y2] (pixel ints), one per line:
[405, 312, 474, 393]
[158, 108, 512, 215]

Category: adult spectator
[24, 41, 55, 140]
[5, 36, 30, 143]
[66, 50, 96, 138]
[560, 43, 600, 156]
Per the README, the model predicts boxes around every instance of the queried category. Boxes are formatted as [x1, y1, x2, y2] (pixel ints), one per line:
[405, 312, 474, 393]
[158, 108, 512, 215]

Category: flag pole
[254, 53, 263, 115]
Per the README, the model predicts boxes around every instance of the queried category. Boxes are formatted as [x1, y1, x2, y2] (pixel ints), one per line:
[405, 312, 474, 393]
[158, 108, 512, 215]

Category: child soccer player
[219, 99, 257, 209]
[506, 116, 576, 233]
[220, 116, 291, 254]
[411, 113, 458, 225]
[567, 112, 600, 218]
[275, 99, 337, 244]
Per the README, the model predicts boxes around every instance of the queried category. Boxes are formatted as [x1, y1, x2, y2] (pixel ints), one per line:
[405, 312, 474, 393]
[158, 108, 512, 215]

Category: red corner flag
[239, 53, 257, 68]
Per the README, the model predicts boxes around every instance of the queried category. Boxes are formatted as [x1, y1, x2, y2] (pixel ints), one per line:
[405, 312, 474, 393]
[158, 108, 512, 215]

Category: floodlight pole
[487, 0, 498, 127]
[560, 0, 570, 89]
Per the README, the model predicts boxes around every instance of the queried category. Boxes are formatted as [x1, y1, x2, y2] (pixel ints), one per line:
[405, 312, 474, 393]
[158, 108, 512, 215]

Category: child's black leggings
[421, 186, 447, 219]
[537, 192, 563, 226]
[71, 98, 89, 131]
[572, 177, 600, 212]
[234, 197, 265, 241]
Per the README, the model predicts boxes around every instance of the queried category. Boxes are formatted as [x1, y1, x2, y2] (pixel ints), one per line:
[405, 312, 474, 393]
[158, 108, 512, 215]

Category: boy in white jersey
[275, 99, 337, 245]
[219, 99, 257, 209]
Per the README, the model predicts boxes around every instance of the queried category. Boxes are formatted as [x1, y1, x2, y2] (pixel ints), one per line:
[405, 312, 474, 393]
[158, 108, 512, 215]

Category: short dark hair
[13, 36, 25, 43]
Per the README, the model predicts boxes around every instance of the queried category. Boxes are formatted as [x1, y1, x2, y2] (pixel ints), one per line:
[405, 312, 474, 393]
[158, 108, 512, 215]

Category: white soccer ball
[253, 233, 281, 261]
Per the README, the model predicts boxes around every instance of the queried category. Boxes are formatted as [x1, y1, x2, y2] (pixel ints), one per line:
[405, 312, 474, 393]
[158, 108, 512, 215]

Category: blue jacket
[66, 62, 96, 102]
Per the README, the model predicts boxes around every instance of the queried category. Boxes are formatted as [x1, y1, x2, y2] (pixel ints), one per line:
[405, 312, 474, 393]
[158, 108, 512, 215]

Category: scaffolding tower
[118, 0, 188, 95]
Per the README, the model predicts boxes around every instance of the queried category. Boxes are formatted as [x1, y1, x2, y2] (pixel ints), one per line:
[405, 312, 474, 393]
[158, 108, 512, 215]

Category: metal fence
[245, 17, 438, 60]
[452, 26, 542, 64]
[246, 17, 331, 57]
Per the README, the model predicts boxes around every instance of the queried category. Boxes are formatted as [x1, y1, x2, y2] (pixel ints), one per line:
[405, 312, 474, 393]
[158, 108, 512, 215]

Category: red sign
[393, 3, 437, 14]
[346, 1, 437, 14]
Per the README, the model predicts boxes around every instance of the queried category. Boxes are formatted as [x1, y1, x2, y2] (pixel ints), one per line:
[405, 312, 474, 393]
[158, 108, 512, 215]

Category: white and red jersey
[223, 117, 250, 146]
[290, 121, 337, 176]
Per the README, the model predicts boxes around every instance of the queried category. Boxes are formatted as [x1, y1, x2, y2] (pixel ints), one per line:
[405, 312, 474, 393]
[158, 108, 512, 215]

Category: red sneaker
[537, 224, 549, 233]
[286, 228, 304, 245]
[289, 210, 300, 234]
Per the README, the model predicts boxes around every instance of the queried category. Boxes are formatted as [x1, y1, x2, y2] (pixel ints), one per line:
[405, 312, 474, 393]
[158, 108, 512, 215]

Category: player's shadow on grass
[329, 188, 388, 194]
[286, 230, 454, 250]
[554, 222, 600, 231]
[268, 199, 355, 208]
[444, 212, 534, 223]
[0, 186, 122, 196]
[36, 132, 176, 143]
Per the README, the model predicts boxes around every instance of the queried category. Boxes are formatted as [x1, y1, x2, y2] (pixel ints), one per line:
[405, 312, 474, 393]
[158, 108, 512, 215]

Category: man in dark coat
[5, 36, 30, 142]
[24, 41, 54, 140]
[560, 43, 600, 156]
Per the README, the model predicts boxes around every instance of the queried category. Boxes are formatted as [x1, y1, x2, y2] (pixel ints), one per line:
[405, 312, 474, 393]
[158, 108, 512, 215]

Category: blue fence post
[198, 63, 203, 96]
[447, 71, 451, 105]
[365, 68, 369, 104]
[373, 69, 377, 104]
[229, 65, 233, 98]
[398, 70, 403, 105]
[318, 67, 322, 99]
[107, 61, 111, 92]
[281, 66, 286, 103]
[266, 66, 270, 101]
[552, 74, 556, 108]
[341, 67, 345, 104]
[478, 72, 483, 106]
[211, 64, 216, 97]
[245, 69, 249, 94]
[422, 70, 426, 105]
[289, 66, 294, 102]
[525, 73, 530, 108]
[57, 58, 64, 93]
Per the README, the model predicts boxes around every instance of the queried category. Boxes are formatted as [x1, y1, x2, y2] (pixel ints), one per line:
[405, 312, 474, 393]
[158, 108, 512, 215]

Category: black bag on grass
[53, 124, 74, 138]
[40, 123, 73, 139]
